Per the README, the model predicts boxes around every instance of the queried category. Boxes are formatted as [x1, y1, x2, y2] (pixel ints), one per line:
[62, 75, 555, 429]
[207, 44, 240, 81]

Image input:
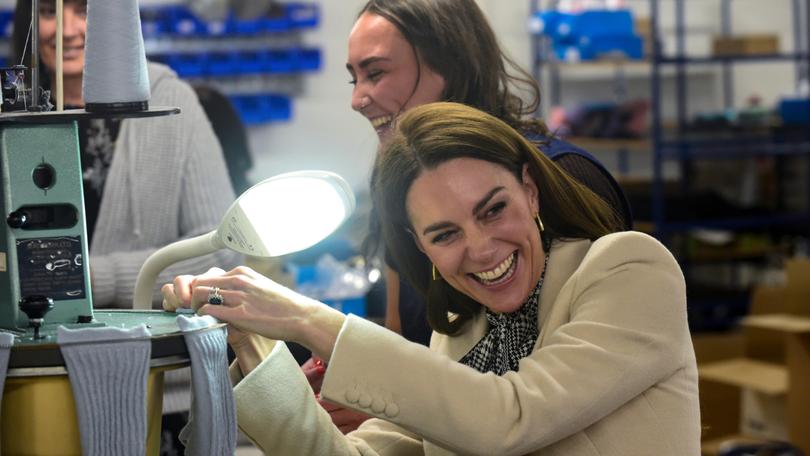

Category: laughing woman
[163, 103, 700, 456]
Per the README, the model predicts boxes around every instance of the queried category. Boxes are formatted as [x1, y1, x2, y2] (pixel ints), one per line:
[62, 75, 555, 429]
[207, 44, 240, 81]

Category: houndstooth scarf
[459, 252, 549, 375]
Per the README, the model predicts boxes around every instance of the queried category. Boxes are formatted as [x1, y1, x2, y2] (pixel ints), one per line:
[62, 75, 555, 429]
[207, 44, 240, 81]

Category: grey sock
[176, 315, 236, 456]
[57, 325, 152, 456]
[0, 333, 14, 414]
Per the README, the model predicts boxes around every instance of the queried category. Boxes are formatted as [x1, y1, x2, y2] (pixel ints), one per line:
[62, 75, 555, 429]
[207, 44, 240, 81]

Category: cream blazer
[232, 231, 701, 455]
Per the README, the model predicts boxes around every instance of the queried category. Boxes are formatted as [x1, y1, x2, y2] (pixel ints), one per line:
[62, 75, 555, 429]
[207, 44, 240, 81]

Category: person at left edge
[11, 0, 240, 309]
[11, 1, 241, 453]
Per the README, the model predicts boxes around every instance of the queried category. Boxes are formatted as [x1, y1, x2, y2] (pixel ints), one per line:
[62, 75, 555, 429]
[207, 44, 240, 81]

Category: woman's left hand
[183, 266, 346, 362]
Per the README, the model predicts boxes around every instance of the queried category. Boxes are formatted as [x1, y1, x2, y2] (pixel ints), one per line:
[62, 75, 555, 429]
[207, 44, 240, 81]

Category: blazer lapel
[432, 238, 593, 361]
[430, 309, 488, 362]
[535, 238, 592, 348]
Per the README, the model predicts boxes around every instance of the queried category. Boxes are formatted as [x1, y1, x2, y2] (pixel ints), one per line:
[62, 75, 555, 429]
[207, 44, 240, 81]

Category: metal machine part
[17, 295, 53, 339]
[0, 120, 92, 331]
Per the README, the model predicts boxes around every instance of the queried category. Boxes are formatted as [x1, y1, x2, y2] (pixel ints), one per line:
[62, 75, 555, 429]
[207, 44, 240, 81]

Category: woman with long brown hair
[163, 103, 699, 456]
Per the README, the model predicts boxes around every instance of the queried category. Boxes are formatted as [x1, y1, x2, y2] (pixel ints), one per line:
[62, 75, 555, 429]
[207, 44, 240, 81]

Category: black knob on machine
[6, 210, 28, 229]
[32, 164, 56, 190]
[19, 295, 55, 339]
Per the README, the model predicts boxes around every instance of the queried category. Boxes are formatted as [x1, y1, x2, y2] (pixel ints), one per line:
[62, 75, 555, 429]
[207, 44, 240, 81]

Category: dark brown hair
[371, 102, 622, 334]
[359, 0, 547, 135]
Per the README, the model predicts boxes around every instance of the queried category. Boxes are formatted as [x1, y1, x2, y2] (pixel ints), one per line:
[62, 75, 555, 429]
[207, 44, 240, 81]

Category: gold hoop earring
[535, 213, 544, 232]
[432, 264, 439, 281]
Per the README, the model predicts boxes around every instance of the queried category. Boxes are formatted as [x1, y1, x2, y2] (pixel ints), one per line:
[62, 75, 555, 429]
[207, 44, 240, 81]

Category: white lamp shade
[218, 171, 356, 257]
[132, 170, 355, 309]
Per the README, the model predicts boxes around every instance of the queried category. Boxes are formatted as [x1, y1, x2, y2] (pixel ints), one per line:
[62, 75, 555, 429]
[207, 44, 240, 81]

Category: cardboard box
[712, 34, 779, 56]
[697, 259, 810, 454]
[635, 17, 652, 57]
[740, 388, 788, 441]
[693, 331, 745, 441]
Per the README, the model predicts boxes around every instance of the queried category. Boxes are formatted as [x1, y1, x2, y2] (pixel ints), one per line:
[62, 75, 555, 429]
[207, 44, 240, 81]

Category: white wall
[246, 0, 536, 192]
[246, 0, 375, 193]
[246, 0, 803, 189]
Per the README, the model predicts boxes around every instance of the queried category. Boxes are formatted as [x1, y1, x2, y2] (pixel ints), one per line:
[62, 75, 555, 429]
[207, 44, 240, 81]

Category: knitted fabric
[0, 332, 14, 418]
[57, 324, 152, 456]
[176, 315, 236, 455]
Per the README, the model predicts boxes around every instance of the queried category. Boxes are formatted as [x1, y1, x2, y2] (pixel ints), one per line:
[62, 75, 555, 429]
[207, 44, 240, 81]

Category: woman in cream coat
[163, 103, 701, 456]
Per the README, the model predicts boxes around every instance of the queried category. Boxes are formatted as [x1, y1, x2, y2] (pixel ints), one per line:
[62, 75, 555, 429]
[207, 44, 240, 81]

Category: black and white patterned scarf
[459, 252, 549, 375]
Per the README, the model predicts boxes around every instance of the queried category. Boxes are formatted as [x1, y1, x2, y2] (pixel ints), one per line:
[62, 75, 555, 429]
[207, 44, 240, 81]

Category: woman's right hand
[161, 267, 250, 348]
[163, 266, 345, 363]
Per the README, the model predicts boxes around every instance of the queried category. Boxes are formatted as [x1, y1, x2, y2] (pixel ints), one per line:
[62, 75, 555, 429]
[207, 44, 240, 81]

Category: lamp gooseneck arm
[132, 231, 222, 310]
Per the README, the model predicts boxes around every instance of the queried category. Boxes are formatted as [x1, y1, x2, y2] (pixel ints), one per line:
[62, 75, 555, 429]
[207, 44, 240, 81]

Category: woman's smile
[469, 251, 517, 286]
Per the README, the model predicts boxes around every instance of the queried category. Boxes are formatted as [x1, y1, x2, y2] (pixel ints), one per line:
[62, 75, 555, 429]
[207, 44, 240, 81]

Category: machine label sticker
[17, 236, 86, 300]
[0, 252, 5, 272]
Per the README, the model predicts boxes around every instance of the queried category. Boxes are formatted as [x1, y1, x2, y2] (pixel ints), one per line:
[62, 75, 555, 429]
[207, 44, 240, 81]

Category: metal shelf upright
[649, 0, 810, 237]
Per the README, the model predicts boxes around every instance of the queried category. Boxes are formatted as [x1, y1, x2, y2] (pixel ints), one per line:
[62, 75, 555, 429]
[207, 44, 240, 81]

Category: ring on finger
[207, 286, 224, 305]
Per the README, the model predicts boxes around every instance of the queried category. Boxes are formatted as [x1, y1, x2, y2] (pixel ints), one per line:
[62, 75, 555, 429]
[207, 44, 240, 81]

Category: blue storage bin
[555, 10, 635, 40]
[232, 15, 266, 35]
[291, 263, 367, 317]
[779, 98, 810, 125]
[204, 18, 229, 36]
[554, 34, 643, 61]
[165, 53, 207, 77]
[265, 94, 292, 121]
[230, 95, 265, 124]
[0, 10, 14, 39]
[295, 48, 322, 71]
[164, 6, 206, 36]
[262, 12, 291, 32]
[231, 94, 292, 124]
[528, 10, 562, 37]
[263, 50, 296, 73]
[287, 3, 319, 29]
[323, 297, 366, 317]
[206, 52, 238, 76]
[237, 51, 265, 75]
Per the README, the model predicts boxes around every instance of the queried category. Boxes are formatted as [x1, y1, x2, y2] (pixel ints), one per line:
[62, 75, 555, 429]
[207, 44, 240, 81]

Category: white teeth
[370, 115, 393, 129]
[473, 252, 515, 283]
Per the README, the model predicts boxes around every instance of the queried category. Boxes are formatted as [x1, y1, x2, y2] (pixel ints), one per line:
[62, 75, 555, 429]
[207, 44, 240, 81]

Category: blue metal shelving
[647, 0, 810, 330]
[532, 0, 810, 330]
[649, 0, 810, 235]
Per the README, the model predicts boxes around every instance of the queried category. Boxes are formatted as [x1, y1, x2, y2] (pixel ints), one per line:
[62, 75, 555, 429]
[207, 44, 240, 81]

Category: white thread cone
[83, 0, 150, 110]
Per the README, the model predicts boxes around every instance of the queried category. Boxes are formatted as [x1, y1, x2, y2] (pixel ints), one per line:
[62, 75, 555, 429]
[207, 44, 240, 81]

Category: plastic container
[289, 256, 370, 317]
[230, 94, 292, 124]
[295, 49, 322, 72]
[165, 53, 207, 77]
[287, 3, 319, 29]
[779, 98, 810, 125]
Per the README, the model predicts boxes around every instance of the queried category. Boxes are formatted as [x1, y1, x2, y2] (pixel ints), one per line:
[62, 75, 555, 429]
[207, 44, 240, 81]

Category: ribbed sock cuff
[177, 315, 237, 455]
[58, 325, 151, 456]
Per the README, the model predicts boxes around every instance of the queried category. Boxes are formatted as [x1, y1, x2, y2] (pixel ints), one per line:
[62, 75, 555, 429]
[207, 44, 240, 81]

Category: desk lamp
[133, 170, 356, 310]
